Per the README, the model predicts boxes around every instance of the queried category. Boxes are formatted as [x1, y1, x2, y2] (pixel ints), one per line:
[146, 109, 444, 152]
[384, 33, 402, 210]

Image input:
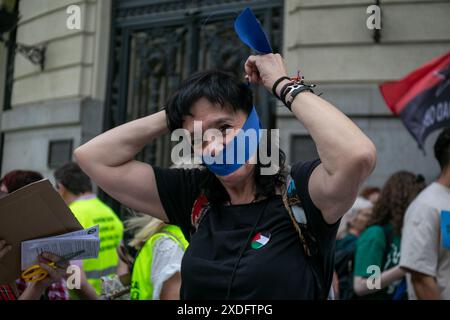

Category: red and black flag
[380, 51, 450, 149]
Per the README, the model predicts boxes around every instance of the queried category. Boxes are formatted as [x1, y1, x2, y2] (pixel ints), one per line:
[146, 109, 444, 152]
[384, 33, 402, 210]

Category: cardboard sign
[0, 179, 83, 283]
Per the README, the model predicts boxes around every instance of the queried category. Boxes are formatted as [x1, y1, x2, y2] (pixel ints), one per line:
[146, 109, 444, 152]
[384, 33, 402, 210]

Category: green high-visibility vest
[69, 196, 124, 295]
[130, 225, 188, 300]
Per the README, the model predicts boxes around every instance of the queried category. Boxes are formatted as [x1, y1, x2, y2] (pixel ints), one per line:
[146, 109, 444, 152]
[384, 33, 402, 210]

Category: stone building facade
[1, 0, 449, 189]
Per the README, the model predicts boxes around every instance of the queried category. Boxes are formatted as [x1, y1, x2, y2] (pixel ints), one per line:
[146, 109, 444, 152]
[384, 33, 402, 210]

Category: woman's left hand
[244, 53, 288, 94]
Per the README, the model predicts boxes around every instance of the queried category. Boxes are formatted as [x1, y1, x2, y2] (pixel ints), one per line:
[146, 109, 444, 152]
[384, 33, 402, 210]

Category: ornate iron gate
[105, 0, 283, 169]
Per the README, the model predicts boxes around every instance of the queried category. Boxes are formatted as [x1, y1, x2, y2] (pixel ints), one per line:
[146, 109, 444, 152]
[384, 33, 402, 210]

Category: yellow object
[130, 225, 188, 300]
[69, 197, 124, 294]
[21, 262, 57, 283]
[21, 250, 84, 283]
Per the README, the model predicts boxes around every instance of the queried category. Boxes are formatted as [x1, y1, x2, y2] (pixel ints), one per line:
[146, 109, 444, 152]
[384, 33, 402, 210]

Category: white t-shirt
[400, 182, 450, 300]
[150, 236, 184, 300]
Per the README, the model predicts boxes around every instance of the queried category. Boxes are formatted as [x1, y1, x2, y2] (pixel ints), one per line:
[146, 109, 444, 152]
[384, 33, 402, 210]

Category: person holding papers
[0, 171, 70, 300]
[0, 239, 71, 300]
[54, 162, 124, 297]
[0, 238, 16, 301]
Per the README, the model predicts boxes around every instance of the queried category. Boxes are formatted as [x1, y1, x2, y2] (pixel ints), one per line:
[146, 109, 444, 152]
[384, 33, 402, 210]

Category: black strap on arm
[271, 76, 291, 99]
[283, 174, 328, 300]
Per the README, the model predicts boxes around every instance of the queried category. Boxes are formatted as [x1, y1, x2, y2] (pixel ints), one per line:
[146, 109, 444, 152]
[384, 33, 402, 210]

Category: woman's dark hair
[54, 162, 92, 195]
[434, 127, 450, 170]
[165, 70, 287, 204]
[368, 171, 426, 235]
[1, 170, 43, 193]
[165, 70, 253, 131]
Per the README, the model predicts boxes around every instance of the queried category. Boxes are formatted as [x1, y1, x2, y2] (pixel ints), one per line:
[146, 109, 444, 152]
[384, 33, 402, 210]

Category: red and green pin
[251, 232, 271, 249]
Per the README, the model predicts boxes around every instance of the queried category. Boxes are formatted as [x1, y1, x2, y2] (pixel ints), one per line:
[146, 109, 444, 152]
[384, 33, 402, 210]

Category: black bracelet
[280, 82, 294, 105]
[286, 85, 316, 110]
[271, 76, 290, 99]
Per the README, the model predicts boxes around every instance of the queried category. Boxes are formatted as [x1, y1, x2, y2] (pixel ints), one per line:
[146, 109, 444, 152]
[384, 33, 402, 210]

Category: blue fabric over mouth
[202, 106, 262, 176]
[202, 8, 272, 176]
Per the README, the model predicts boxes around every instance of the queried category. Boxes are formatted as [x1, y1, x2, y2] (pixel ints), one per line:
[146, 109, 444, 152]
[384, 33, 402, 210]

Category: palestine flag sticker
[251, 232, 271, 249]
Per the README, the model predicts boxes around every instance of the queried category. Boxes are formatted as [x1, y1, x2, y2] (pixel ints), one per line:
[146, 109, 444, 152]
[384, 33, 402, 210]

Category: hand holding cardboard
[0, 180, 83, 283]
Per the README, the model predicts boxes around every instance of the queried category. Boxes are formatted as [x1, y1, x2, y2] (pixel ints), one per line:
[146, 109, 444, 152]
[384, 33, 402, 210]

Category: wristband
[280, 82, 294, 105]
[286, 85, 315, 110]
[271, 76, 290, 99]
[273, 72, 317, 111]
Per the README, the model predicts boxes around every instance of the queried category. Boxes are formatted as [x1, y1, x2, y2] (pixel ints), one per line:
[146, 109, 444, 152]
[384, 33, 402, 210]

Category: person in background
[336, 197, 373, 240]
[126, 214, 188, 300]
[400, 127, 450, 300]
[0, 189, 16, 300]
[0, 170, 43, 193]
[0, 172, 70, 300]
[337, 204, 373, 252]
[353, 171, 426, 299]
[334, 201, 373, 299]
[54, 162, 124, 298]
[360, 186, 381, 205]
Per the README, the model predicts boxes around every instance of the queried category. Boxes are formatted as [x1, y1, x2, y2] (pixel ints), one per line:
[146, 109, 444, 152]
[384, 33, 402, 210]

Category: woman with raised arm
[75, 54, 376, 299]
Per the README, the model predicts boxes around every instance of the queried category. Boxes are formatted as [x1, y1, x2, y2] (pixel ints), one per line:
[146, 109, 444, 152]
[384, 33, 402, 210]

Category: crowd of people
[1, 126, 448, 300]
[0, 53, 449, 300]
[0, 163, 188, 300]
[334, 128, 450, 300]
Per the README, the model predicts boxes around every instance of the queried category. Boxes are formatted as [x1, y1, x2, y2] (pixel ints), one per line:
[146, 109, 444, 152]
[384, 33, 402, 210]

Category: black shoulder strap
[283, 174, 328, 299]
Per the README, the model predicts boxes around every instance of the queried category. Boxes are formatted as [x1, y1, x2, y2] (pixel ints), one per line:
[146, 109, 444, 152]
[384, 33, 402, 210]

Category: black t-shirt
[153, 160, 340, 299]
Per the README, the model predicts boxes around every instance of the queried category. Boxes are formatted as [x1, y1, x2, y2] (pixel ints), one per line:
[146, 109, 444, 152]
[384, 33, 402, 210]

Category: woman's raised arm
[74, 110, 169, 221]
[245, 53, 377, 224]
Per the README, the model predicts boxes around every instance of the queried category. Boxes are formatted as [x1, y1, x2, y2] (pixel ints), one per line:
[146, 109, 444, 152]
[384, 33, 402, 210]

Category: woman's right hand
[0, 240, 12, 260]
[244, 53, 289, 95]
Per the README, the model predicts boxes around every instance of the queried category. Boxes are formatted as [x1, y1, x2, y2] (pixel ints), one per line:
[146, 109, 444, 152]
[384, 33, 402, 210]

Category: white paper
[21, 225, 100, 270]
